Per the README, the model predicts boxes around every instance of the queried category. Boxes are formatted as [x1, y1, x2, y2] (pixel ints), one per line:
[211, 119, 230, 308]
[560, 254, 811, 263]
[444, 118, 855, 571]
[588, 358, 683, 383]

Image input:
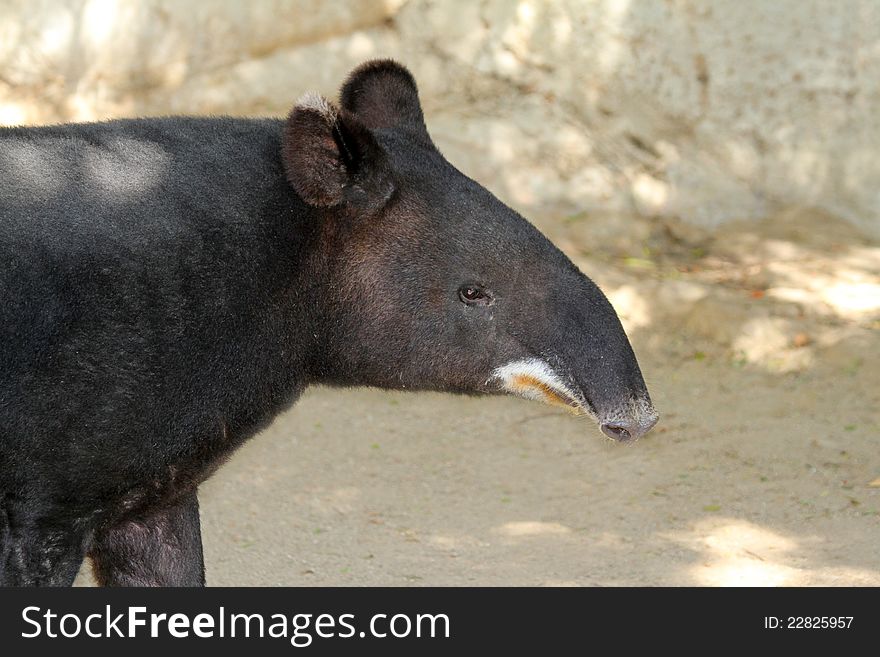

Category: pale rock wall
[1, 0, 878, 237]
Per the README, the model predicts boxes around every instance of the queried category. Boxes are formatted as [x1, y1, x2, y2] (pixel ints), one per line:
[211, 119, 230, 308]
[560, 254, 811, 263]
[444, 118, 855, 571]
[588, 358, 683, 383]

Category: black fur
[0, 60, 656, 586]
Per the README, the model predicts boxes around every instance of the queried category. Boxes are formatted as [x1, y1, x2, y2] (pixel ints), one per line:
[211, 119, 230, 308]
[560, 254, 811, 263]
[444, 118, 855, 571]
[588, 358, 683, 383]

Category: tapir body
[0, 61, 657, 586]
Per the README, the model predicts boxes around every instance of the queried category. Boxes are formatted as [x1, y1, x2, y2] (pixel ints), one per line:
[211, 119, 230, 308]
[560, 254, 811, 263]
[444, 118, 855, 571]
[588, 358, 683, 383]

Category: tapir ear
[281, 93, 395, 210]
[339, 59, 431, 143]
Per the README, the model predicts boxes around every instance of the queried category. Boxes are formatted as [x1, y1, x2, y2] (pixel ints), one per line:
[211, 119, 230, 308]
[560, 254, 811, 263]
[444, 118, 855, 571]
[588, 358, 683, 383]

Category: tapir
[0, 60, 658, 586]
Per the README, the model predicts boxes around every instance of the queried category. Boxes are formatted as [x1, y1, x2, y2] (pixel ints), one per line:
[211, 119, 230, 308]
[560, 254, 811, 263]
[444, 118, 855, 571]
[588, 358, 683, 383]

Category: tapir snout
[488, 255, 659, 441]
[601, 413, 660, 442]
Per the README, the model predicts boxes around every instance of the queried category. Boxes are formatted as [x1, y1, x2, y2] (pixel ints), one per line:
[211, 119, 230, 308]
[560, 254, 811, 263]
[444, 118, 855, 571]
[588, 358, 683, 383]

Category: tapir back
[0, 118, 315, 494]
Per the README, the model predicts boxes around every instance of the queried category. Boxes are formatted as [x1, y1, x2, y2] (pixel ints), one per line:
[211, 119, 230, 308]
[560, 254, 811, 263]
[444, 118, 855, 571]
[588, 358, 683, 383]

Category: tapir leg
[90, 491, 206, 587]
[0, 499, 89, 586]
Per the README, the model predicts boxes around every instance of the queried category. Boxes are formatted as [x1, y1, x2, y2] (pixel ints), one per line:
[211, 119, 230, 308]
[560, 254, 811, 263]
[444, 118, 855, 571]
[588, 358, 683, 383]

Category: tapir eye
[458, 284, 493, 306]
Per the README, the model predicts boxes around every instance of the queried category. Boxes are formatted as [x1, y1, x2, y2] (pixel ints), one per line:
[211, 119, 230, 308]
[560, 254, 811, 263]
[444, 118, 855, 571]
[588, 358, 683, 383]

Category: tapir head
[283, 60, 658, 441]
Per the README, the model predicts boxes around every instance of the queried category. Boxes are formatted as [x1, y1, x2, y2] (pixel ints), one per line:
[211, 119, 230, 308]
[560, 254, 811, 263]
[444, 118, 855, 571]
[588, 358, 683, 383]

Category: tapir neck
[145, 119, 333, 442]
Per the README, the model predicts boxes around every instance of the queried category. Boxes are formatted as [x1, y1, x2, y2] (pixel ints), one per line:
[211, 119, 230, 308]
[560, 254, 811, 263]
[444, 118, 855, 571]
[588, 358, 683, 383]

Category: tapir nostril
[601, 413, 659, 442]
[601, 423, 633, 442]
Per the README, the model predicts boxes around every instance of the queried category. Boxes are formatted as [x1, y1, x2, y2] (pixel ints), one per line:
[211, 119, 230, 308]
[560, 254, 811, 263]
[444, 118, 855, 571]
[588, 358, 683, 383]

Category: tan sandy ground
[76, 208, 879, 586]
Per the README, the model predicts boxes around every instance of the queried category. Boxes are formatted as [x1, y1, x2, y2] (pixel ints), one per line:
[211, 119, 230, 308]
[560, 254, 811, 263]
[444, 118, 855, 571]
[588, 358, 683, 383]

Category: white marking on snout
[490, 358, 593, 418]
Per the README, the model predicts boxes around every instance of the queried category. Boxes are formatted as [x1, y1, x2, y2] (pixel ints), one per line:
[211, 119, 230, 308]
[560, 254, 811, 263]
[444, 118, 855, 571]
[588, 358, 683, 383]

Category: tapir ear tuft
[339, 59, 430, 142]
[282, 92, 395, 210]
[295, 91, 338, 124]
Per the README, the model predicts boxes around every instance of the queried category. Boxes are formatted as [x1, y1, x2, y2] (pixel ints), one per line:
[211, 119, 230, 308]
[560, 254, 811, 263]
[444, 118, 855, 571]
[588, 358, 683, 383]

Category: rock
[0, 0, 404, 123]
